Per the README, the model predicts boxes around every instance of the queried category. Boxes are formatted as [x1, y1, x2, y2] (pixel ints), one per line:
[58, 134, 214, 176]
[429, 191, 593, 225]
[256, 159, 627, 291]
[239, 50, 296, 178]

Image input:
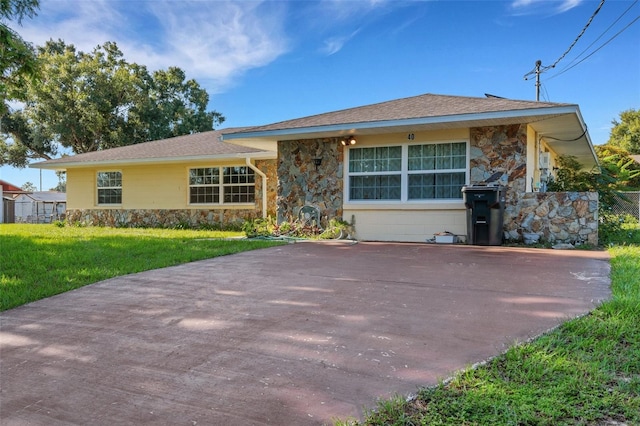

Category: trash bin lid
[461, 184, 503, 192]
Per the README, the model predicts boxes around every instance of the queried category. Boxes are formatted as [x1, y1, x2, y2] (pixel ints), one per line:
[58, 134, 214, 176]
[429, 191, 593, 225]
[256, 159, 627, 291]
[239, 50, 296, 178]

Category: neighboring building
[32, 93, 599, 243]
[1, 180, 24, 224]
[14, 191, 67, 223]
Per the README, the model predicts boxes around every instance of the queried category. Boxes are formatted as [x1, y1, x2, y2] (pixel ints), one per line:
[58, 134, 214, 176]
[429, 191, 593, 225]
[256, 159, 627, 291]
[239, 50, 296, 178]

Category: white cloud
[17, 0, 123, 52]
[320, 29, 360, 55]
[16, 0, 290, 93]
[310, 0, 390, 55]
[510, 0, 583, 15]
[144, 1, 289, 90]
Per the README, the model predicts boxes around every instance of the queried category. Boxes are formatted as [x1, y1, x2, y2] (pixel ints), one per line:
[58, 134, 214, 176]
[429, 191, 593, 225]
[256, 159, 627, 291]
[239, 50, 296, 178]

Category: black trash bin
[462, 185, 506, 246]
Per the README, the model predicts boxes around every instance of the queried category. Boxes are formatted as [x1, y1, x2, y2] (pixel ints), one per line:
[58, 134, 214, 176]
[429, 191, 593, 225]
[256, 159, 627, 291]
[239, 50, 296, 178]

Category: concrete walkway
[1, 242, 611, 425]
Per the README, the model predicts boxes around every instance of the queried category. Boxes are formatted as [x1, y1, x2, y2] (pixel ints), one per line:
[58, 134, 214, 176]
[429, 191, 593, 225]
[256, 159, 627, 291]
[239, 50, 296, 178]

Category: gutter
[245, 157, 268, 219]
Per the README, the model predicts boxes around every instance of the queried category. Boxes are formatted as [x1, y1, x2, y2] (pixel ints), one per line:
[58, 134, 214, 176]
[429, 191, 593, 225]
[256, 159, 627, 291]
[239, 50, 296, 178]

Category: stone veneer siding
[277, 138, 343, 227]
[505, 192, 599, 245]
[66, 208, 259, 228]
[65, 159, 277, 228]
[469, 124, 598, 244]
[470, 124, 527, 202]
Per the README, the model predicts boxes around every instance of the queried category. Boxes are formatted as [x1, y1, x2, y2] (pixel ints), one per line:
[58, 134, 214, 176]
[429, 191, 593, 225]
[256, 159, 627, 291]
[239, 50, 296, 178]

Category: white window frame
[188, 166, 255, 205]
[96, 171, 122, 205]
[345, 140, 469, 203]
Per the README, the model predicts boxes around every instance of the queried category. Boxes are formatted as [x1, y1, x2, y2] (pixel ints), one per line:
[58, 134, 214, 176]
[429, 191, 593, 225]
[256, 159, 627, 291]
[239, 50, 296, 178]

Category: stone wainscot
[505, 191, 599, 245]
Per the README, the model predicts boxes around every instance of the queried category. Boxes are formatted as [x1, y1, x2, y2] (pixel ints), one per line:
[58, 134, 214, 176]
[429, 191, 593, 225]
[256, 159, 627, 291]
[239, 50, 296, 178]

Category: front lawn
[337, 224, 640, 425]
[0, 224, 284, 311]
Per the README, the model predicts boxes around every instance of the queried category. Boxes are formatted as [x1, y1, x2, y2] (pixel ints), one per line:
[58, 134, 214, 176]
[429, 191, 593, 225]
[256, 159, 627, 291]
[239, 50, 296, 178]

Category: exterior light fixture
[341, 136, 356, 146]
[313, 158, 322, 170]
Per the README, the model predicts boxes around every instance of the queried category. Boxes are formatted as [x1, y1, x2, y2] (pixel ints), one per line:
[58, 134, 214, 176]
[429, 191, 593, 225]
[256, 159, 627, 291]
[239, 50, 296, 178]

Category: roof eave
[30, 151, 277, 170]
[532, 106, 599, 168]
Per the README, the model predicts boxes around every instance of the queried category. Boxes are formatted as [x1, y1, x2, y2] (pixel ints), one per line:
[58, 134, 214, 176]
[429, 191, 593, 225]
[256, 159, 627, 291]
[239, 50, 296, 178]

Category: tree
[607, 109, 640, 154]
[1, 0, 40, 114]
[20, 181, 36, 192]
[51, 170, 65, 192]
[595, 144, 640, 190]
[1, 40, 224, 166]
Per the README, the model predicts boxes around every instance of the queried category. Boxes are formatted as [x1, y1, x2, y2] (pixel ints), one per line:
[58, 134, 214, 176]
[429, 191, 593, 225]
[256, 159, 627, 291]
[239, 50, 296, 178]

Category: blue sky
[2, 0, 639, 191]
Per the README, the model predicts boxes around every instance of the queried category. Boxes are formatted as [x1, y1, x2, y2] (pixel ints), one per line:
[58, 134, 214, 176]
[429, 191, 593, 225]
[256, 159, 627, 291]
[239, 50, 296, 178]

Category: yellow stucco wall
[66, 161, 262, 210]
[527, 125, 537, 192]
[344, 205, 466, 242]
[65, 168, 96, 209]
[353, 128, 469, 146]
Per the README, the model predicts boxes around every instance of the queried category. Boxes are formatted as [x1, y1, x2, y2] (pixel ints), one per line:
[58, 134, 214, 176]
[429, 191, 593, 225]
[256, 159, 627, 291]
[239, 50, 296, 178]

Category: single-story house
[14, 191, 67, 223]
[32, 93, 600, 244]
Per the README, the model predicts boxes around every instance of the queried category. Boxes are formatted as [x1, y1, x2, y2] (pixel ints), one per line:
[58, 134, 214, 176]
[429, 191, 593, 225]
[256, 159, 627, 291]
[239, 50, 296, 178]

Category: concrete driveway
[1, 242, 611, 425]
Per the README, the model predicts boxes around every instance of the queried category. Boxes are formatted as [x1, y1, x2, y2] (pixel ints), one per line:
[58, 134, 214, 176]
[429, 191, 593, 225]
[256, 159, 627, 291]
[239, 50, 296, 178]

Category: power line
[523, 0, 607, 100]
[547, 14, 640, 81]
[560, 0, 638, 71]
[524, 0, 606, 81]
[548, 0, 606, 69]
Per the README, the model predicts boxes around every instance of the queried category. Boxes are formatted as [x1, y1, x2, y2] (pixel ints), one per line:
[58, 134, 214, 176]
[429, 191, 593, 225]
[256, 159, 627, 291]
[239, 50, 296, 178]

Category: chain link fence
[611, 191, 640, 223]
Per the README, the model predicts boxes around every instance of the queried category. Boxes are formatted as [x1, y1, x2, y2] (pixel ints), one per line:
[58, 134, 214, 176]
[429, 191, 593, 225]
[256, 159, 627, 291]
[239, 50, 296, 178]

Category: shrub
[243, 216, 354, 239]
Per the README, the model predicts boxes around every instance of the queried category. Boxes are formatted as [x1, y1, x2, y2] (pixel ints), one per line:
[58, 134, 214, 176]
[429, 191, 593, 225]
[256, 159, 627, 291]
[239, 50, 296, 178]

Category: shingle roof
[20, 191, 67, 202]
[226, 93, 573, 133]
[34, 128, 273, 168]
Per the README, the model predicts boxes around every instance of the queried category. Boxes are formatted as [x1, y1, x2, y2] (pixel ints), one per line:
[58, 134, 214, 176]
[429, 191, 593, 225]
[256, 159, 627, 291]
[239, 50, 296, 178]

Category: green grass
[0, 224, 284, 311]
[337, 223, 640, 426]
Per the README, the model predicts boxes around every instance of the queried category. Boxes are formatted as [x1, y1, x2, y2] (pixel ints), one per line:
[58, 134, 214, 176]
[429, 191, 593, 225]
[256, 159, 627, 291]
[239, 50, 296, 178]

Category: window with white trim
[97, 171, 122, 204]
[348, 146, 402, 200]
[189, 166, 255, 204]
[347, 141, 467, 201]
[407, 142, 466, 199]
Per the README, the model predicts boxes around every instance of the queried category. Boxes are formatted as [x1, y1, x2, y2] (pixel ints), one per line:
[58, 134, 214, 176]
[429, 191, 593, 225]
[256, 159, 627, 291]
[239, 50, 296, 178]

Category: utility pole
[534, 60, 541, 102]
[524, 60, 544, 102]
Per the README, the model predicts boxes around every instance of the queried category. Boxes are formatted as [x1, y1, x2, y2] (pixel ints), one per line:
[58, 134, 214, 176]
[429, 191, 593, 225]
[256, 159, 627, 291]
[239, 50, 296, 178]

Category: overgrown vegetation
[243, 216, 353, 240]
[0, 224, 284, 311]
[336, 223, 640, 426]
[546, 154, 640, 245]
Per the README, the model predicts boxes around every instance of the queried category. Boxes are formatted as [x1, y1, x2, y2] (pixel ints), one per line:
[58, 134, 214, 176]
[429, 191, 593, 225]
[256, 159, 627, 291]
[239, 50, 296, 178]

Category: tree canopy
[1, 0, 40, 114]
[1, 39, 224, 167]
[607, 109, 640, 155]
[595, 143, 640, 190]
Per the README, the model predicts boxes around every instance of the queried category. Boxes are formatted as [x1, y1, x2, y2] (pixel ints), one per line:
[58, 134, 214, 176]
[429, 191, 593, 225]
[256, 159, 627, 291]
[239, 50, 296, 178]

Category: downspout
[245, 157, 267, 219]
